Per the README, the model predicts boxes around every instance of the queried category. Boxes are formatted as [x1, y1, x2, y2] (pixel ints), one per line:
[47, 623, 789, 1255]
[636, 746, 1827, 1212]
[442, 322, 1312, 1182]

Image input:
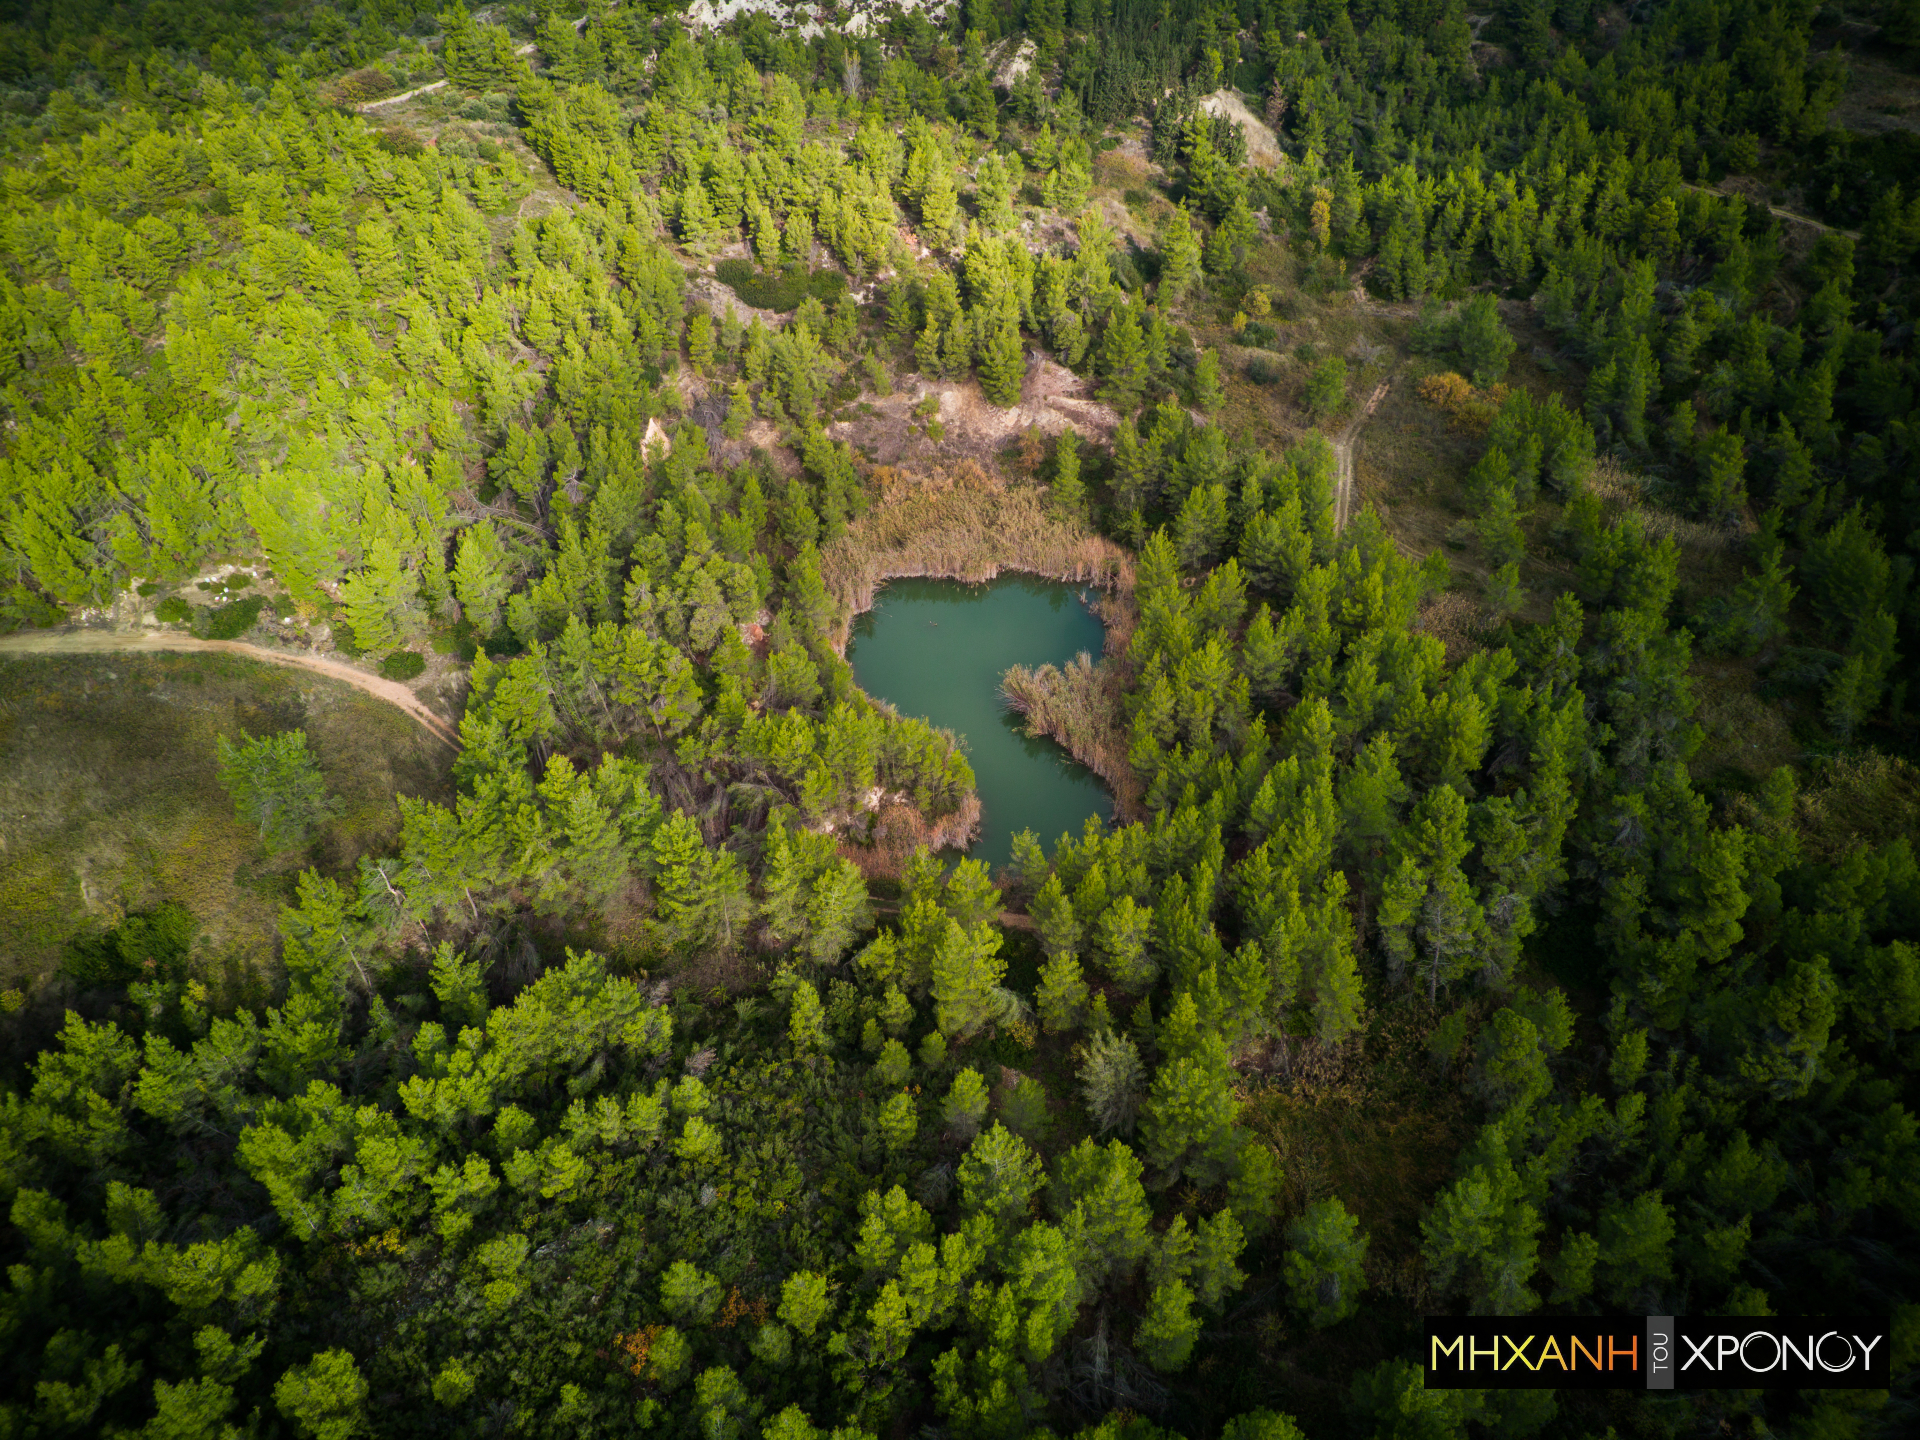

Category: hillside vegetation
[1, 2, 1918, 1439]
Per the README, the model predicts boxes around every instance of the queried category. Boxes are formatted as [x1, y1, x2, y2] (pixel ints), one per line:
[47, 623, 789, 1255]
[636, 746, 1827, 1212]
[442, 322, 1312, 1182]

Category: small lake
[847, 575, 1113, 871]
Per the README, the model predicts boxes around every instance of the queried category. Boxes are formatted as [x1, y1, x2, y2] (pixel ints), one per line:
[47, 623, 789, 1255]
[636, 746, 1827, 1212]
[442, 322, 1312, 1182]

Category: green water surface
[847, 575, 1113, 871]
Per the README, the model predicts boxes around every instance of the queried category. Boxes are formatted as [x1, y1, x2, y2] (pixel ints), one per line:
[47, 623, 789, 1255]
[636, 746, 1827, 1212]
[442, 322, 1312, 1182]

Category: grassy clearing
[1223, 992, 1476, 1434]
[1239, 994, 1473, 1278]
[820, 463, 1133, 649]
[1732, 749, 1920, 863]
[0, 653, 454, 992]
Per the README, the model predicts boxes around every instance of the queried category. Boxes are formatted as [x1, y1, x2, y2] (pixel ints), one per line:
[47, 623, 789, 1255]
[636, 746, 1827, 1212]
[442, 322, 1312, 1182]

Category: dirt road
[357, 41, 538, 111]
[1678, 181, 1859, 240]
[0, 629, 461, 748]
[1333, 378, 1393, 529]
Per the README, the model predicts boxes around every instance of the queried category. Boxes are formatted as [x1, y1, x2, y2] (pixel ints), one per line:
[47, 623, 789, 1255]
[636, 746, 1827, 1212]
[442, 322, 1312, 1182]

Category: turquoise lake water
[846, 575, 1113, 871]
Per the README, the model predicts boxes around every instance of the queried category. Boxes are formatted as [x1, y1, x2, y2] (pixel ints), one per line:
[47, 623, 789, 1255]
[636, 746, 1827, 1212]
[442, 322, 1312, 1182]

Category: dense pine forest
[2, 0, 1918, 1436]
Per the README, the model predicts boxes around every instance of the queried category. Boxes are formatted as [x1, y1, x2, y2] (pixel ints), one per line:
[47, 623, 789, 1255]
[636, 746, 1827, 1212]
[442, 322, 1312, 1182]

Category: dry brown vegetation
[1000, 652, 1144, 820]
[1239, 996, 1474, 1290]
[819, 462, 1133, 649]
[838, 793, 983, 881]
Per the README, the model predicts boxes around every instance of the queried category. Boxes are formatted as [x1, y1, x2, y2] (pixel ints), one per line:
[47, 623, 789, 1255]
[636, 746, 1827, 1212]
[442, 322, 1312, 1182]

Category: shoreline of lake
[846, 576, 1117, 870]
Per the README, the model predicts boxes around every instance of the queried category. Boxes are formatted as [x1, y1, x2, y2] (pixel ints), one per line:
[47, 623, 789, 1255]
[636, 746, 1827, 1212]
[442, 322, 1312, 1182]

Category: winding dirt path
[1332, 377, 1393, 529]
[1678, 181, 1859, 240]
[0, 629, 461, 749]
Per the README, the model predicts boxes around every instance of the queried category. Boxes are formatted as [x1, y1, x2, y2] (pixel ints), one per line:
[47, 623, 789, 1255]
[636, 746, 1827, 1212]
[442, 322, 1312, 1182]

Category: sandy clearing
[1198, 90, 1285, 170]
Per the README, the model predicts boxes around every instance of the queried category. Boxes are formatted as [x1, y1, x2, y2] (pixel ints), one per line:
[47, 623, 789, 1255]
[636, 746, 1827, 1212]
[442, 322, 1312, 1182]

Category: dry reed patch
[1000, 652, 1143, 821]
[1239, 1002, 1472, 1275]
[818, 465, 1133, 649]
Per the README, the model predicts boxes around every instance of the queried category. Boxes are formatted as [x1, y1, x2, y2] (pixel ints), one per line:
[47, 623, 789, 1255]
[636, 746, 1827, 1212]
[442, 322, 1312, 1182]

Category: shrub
[154, 596, 192, 624]
[375, 127, 425, 157]
[1304, 356, 1348, 417]
[62, 903, 194, 987]
[334, 67, 397, 103]
[204, 595, 264, 639]
[379, 650, 427, 680]
[1246, 352, 1285, 385]
[1417, 371, 1508, 433]
[135, 582, 159, 597]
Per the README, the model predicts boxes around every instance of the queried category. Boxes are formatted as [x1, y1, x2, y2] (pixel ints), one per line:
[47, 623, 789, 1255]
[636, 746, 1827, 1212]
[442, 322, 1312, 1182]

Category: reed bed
[820, 463, 1133, 649]
[1000, 651, 1144, 820]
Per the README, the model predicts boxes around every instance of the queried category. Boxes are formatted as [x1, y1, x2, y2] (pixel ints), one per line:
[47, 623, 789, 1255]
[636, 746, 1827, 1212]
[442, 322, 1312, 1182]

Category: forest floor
[0, 648, 456, 993]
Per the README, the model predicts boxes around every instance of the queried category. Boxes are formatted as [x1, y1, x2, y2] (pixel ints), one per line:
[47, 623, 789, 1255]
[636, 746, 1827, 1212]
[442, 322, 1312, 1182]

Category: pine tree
[339, 537, 425, 654]
[1422, 1155, 1543, 1313]
[977, 307, 1024, 408]
[877, 1090, 917, 1152]
[1595, 1190, 1674, 1306]
[216, 730, 339, 852]
[1136, 1281, 1200, 1372]
[687, 312, 715, 374]
[1455, 294, 1514, 386]
[273, 1351, 368, 1440]
[1094, 894, 1157, 991]
[788, 979, 827, 1053]
[1193, 348, 1224, 416]
[452, 520, 511, 633]
[1029, 874, 1080, 958]
[1097, 306, 1149, 412]
[920, 169, 959, 247]
[1139, 1034, 1239, 1183]
[1078, 1028, 1145, 1134]
[957, 1123, 1044, 1240]
[1049, 429, 1085, 522]
[932, 919, 1010, 1040]
[1477, 482, 1525, 568]
[1160, 205, 1203, 301]
[724, 379, 752, 440]
[1036, 950, 1089, 1033]
[943, 1067, 990, 1140]
[677, 180, 719, 256]
[915, 316, 944, 378]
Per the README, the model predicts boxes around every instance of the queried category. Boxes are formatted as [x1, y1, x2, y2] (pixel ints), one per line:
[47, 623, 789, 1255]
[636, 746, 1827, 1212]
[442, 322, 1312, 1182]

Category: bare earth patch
[829, 353, 1118, 468]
